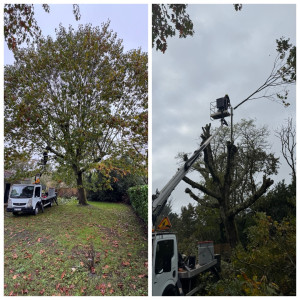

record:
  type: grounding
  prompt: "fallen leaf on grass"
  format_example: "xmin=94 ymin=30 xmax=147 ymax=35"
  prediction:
xmin=138 ymin=274 xmax=147 ymax=278
xmin=117 ymin=283 xmax=124 ymax=290
xmin=96 ymin=283 xmax=106 ymax=296
xmin=12 ymin=253 xmax=18 ymax=259
xmin=130 ymin=284 xmax=136 ymax=290
xmin=21 ymin=289 xmax=28 ymax=295
xmin=102 ymin=264 xmax=109 ymax=270
xmin=14 ymin=282 xmax=20 ymax=288
xmin=39 ymin=288 xmax=45 ymax=295
xmin=122 ymin=261 xmax=130 ymax=267
xmin=61 ymin=271 xmax=66 ymax=279
xmin=24 ymin=252 xmax=32 ymax=259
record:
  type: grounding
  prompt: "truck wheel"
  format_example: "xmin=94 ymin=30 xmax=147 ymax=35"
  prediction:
xmin=163 ymin=285 xmax=178 ymax=296
xmin=33 ymin=206 xmax=39 ymax=215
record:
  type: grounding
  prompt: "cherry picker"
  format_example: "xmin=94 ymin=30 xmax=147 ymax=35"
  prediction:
xmin=152 ymin=95 xmax=231 ymax=296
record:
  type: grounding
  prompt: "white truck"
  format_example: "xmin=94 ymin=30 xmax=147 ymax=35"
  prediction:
xmin=152 ymin=96 xmax=231 ymax=296
xmin=6 ymin=184 xmax=58 ymax=216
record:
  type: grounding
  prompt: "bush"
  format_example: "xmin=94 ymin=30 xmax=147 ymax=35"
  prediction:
xmin=86 ymin=169 xmax=144 ymax=203
xmin=232 ymin=212 xmax=296 ymax=295
xmin=128 ymin=185 xmax=148 ymax=223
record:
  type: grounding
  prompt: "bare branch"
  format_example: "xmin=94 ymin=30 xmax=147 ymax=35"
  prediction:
xmin=185 ymin=187 xmax=220 ymax=209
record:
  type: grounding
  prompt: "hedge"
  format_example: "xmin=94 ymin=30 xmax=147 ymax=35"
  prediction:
xmin=128 ymin=185 xmax=148 ymax=223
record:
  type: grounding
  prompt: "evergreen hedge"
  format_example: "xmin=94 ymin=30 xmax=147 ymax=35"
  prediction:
xmin=128 ymin=185 xmax=148 ymax=223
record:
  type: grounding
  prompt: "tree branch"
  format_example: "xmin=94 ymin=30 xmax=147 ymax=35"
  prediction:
xmin=183 ymin=175 xmax=221 ymax=200
xmin=201 ymin=124 xmax=221 ymax=185
xmin=45 ymin=145 xmax=64 ymax=159
xmin=229 ymin=175 xmax=274 ymax=217
xmin=185 ymin=187 xmax=220 ymax=209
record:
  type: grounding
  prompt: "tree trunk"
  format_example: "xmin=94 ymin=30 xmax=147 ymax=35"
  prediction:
xmin=220 ymin=208 xmax=239 ymax=249
xmin=76 ymin=172 xmax=88 ymax=205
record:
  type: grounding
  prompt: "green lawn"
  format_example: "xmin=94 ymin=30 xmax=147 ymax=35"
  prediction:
xmin=4 ymin=198 xmax=148 ymax=296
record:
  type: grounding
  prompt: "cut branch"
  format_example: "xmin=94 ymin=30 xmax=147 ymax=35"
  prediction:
xmin=229 ymin=175 xmax=274 ymax=217
xmin=183 ymin=176 xmax=221 ymax=200
xmin=185 ymin=188 xmax=220 ymax=209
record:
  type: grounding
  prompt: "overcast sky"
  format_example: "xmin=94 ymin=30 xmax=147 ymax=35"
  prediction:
xmin=4 ymin=4 xmax=148 ymax=65
xmin=152 ymin=4 xmax=296 ymax=214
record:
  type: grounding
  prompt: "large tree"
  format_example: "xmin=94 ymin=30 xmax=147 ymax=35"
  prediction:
xmin=180 ymin=119 xmax=278 ymax=248
xmin=5 ymin=22 xmax=148 ymax=205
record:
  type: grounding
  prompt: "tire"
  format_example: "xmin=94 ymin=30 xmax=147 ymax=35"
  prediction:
xmin=163 ymin=285 xmax=178 ymax=296
xmin=33 ymin=205 xmax=39 ymax=215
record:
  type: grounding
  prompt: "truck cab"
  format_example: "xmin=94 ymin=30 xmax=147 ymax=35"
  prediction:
xmin=7 ymin=184 xmax=43 ymax=215
xmin=152 ymin=232 xmax=179 ymax=296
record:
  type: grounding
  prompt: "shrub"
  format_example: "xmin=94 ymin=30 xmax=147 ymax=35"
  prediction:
xmin=128 ymin=185 xmax=148 ymax=223
xmin=232 ymin=212 xmax=296 ymax=295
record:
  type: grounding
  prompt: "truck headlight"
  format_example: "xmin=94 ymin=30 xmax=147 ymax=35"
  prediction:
xmin=7 ymin=198 xmax=12 ymax=208
xmin=27 ymin=198 xmax=32 ymax=207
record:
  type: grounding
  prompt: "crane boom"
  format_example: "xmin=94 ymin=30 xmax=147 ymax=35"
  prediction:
xmin=152 ymin=124 xmax=223 ymax=224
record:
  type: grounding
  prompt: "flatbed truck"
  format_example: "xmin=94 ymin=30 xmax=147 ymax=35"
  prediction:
xmin=7 ymin=184 xmax=58 ymax=215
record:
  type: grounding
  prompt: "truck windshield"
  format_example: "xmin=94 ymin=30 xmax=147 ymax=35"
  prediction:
xmin=10 ymin=186 xmax=34 ymax=198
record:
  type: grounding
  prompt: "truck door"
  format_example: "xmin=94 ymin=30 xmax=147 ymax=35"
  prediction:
xmin=153 ymin=236 xmax=178 ymax=295
xmin=33 ymin=186 xmax=41 ymax=208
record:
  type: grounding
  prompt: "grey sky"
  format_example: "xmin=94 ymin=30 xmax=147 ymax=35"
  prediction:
xmin=4 ymin=4 xmax=148 ymax=65
xmin=152 ymin=4 xmax=296 ymax=214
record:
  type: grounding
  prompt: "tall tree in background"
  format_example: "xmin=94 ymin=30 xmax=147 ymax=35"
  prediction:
xmin=4 ymin=4 xmax=81 ymax=51
xmin=275 ymin=117 xmax=296 ymax=183
xmin=152 ymin=4 xmax=194 ymax=53
xmin=181 ymin=119 xmax=278 ymax=248
xmin=5 ymin=22 xmax=148 ymax=205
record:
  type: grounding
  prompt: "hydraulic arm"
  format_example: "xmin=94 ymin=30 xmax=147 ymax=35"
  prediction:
xmin=152 ymin=123 xmax=224 ymax=225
